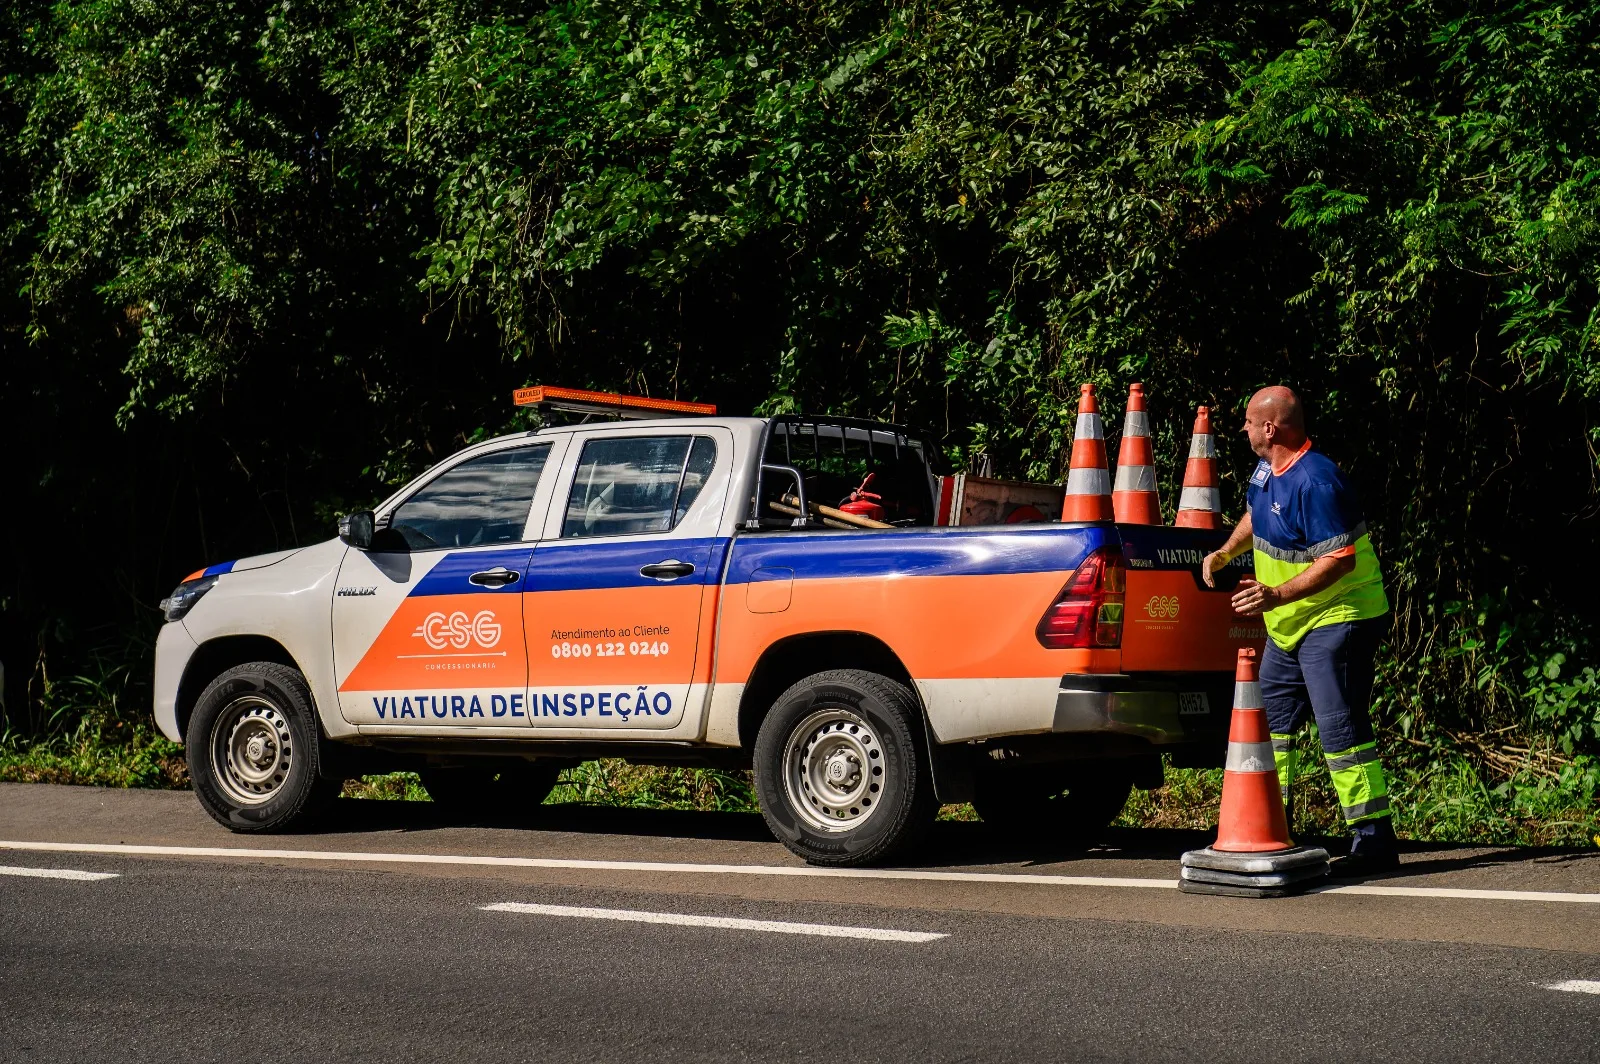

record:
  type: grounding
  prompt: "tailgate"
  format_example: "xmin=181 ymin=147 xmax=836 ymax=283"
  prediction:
xmin=1116 ymin=525 xmax=1264 ymax=672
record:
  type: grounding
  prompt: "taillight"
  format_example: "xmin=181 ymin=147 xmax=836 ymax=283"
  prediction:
xmin=1036 ymin=548 xmax=1125 ymax=649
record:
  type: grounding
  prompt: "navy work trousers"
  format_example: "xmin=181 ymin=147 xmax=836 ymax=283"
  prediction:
xmin=1260 ymin=616 xmax=1394 ymax=854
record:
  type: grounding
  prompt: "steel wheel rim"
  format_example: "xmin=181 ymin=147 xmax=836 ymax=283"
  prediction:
xmin=782 ymin=708 xmax=886 ymax=833
xmin=211 ymin=696 xmax=293 ymax=806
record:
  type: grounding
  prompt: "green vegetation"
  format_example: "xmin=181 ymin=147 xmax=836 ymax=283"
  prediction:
xmin=341 ymin=762 xmax=758 ymax=809
xmin=2 ymin=1 xmax=1597 ymax=844
xmin=0 ymin=663 xmax=186 ymax=788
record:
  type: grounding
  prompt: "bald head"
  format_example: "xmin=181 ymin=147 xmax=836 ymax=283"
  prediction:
xmin=1243 ymin=385 xmax=1307 ymax=459
xmin=1251 ymin=386 xmax=1304 ymax=431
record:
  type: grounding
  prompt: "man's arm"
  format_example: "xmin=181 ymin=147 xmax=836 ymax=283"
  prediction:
xmin=1200 ymin=510 xmax=1252 ymax=589
xmin=1231 ymin=552 xmax=1356 ymax=616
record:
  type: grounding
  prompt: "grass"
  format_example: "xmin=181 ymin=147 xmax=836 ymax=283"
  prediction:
xmin=342 ymin=760 xmax=758 ymax=810
xmin=0 ymin=721 xmax=187 ymax=789
xmin=7 ymin=717 xmax=1597 ymax=849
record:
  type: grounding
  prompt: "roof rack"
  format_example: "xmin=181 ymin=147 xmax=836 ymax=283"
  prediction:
xmin=513 ymin=385 xmax=716 ymax=420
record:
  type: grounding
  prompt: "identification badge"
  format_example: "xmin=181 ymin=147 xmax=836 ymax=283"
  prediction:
xmin=1249 ymin=460 xmax=1270 ymax=487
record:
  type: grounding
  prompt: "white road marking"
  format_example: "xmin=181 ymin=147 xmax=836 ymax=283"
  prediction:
xmin=1318 ymin=884 xmax=1600 ymax=904
xmin=0 ymin=864 xmax=119 ymax=882
xmin=0 ymin=841 xmax=1174 ymax=890
xmin=1543 ymin=980 xmax=1600 ymax=995
xmin=482 ymin=902 xmax=946 ymax=942
xmin=2 ymin=841 xmax=1598 ymax=905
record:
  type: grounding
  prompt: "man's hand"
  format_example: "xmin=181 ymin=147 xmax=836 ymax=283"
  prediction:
xmin=1204 ymin=512 xmax=1253 ymax=589
xmin=1201 ymin=550 xmax=1232 ymax=589
xmin=1231 ymin=577 xmax=1281 ymax=616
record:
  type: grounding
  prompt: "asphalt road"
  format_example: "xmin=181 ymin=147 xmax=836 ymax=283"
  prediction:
xmin=3 ymin=784 xmax=1598 ymax=1063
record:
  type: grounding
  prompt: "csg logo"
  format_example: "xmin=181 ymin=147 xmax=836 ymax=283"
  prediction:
xmin=1144 ymin=595 xmax=1180 ymax=620
xmin=414 ymin=610 xmax=502 ymax=651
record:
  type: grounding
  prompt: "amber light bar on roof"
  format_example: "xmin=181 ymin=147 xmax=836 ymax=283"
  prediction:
xmin=513 ymin=385 xmax=716 ymax=420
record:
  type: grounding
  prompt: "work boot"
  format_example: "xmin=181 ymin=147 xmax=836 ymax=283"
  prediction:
xmin=1331 ymin=817 xmax=1400 ymax=878
xmin=1329 ymin=851 xmax=1401 ymax=878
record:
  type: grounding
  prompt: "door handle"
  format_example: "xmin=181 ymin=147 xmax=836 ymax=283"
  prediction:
xmin=639 ymin=560 xmax=695 ymax=580
xmin=468 ymin=567 xmax=521 ymax=588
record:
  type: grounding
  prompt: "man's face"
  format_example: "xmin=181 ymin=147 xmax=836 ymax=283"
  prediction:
xmin=1242 ymin=399 xmax=1274 ymax=457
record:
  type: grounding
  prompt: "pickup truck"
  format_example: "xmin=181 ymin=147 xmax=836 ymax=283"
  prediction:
xmin=154 ymin=409 xmax=1261 ymax=865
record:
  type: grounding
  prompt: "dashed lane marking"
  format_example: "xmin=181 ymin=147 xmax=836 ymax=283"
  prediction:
xmin=1544 ymin=980 xmax=1600 ymax=995
xmin=2 ymin=842 xmax=1598 ymax=905
xmin=0 ymin=864 xmax=119 ymax=882
xmin=482 ymin=902 xmax=947 ymax=942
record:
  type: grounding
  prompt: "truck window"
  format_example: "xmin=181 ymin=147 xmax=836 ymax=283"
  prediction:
xmin=675 ymin=436 xmax=717 ymax=525
xmin=562 ymin=435 xmax=718 ymax=538
xmin=387 ymin=443 xmax=551 ymax=550
xmin=756 ymin=418 xmax=937 ymax=529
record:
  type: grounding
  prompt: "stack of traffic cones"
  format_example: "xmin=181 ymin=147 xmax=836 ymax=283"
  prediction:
xmin=1112 ymin=383 xmax=1161 ymax=524
xmin=1179 ymin=649 xmax=1330 ymax=897
xmin=1062 ymin=383 xmax=1114 ymax=522
xmin=1175 ymin=405 xmax=1222 ymax=529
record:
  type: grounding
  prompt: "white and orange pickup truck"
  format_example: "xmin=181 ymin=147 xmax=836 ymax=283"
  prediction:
xmin=154 ymin=395 xmax=1260 ymax=865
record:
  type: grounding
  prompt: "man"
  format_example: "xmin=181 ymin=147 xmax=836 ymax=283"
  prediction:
xmin=1201 ymin=386 xmax=1398 ymax=875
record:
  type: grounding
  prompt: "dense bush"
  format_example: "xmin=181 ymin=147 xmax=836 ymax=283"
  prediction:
xmin=1 ymin=1 xmax=1596 ymax=790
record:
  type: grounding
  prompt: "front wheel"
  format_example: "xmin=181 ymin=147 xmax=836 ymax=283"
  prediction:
xmin=753 ymin=669 xmax=936 ymax=867
xmin=187 ymin=662 xmax=339 ymax=833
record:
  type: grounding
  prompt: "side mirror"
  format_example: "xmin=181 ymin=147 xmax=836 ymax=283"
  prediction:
xmin=338 ymin=510 xmax=375 ymax=550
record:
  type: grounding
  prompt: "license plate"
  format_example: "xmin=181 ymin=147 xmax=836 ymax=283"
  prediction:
xmin=1178 ymin=692 xmax=1210 ymax=716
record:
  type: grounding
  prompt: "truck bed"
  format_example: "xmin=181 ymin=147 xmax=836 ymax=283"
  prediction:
xmin=714 ymin=521 xmax=1253 ymax=750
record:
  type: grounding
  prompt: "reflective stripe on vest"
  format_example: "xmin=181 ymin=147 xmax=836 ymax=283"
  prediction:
xmin=1253 ymin=532 xmax=1389 ymax=650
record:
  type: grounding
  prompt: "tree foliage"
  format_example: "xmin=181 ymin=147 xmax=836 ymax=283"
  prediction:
xmin=2 ymin=0 xmax=1597 ymax=751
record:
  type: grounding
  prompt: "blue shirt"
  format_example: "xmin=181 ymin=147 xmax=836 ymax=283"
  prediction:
xmin=1246 ymin=441 xmax=1367 ymax=560
xmin=1246 ymin=440 xmax=1388 ymax=648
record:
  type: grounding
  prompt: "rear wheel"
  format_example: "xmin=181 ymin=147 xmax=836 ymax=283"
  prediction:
xmin=974 ymin=761 xmax=1135 ymax=842
xmin=187 ymin=662 xmax=340 ymax=833
xmin=754 ymin=669 xmax=936 ymax=867
xmin=419 ymin=761 xmax=562 ymax=814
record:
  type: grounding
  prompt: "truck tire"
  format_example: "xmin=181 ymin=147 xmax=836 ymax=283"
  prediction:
xmin=419 ymin=761 xmax=562 ymax=814
xmin=186 ymin=662 xmax=340 ymax=833
xmin=974 ymin=761 xmax=1135 ymax=842
xmin=754 ymin=669 xmax=936 ymax=867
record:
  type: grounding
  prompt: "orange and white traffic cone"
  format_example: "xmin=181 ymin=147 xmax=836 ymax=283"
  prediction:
xmin=1213 ymin=648 xmax=1292 ymax=852
xmin=1112 ymin=383 xmax=1161 ymax=525
xmin=1179 ymin=649 xmax=1330 ymax=897
xmin=1174 ymin=405 xmax=1222 ymax=529
xmin=1063 ymin=383 xmax=1114 ymax=522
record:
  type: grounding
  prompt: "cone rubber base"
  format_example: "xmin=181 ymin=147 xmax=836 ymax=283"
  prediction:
xmin=1182 ymin=845 xmax=1330 ymax=874
xmin=1177 ymin=845 xmax=1330 ymax=898
xmin=1178 ymin=878 xmax=1299 ymax=899
xmin=1180 ymin=864 xmax=1329 ymax=889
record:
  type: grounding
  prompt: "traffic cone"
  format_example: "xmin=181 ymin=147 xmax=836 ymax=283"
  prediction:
xmin=1213 ymin=648 xmax=1292 ymax=852
xmin=1175 ymin=405 xmax=1222 ymax=529
xmin=1178 ymin=649 xmax=1330 ymax=897
xmin=1063 ymin=383 xmax=1114 ymax=522
xmin=1112 ymin=382 xmax=1161 ymax=524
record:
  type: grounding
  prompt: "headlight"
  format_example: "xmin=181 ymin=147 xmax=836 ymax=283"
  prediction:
xmin=160 ymin=574 xmax=219 ymax=622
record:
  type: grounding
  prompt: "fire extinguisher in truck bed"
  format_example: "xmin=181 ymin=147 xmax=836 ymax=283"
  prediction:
xmin=838 ymin=473 xmax=887 ymax=524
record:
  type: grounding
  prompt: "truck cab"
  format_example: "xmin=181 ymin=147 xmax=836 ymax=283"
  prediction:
xmin=155 ymin=393 xmax=1255 ymax=865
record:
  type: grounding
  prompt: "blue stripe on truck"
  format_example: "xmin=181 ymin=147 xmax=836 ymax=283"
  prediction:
xmin=407 ymin=540 xmax=726 ymax=597
xmin=525 ymin=538 xmax=724 ymax=592
xmin=724 ymin=526 xmax=1105 ymax=584
xmin=408 ymin=526 xmax=1106 ymax=597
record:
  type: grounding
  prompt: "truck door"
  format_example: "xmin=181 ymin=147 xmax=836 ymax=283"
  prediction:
xmin=522 ymin=427 xmax=732 ymax=732
xmin=333 ymin=439 xmax=561 ymax=728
